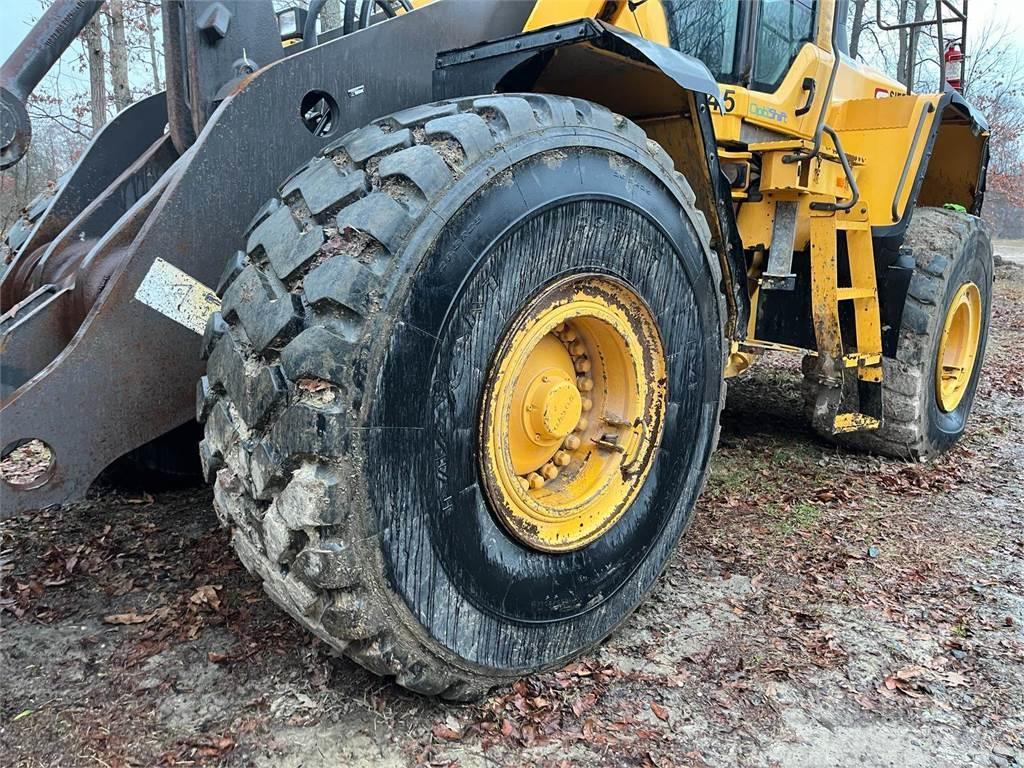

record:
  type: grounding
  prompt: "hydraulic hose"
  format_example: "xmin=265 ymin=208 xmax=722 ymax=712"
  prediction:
xmin=303 ymin=0 xmax=411 ymax=49
xmin=303 ymin=0 xmax=329 ymax=48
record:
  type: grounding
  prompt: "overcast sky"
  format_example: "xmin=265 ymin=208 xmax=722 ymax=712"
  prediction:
xmin=1 ymin=0 xmax=1021 ymax=76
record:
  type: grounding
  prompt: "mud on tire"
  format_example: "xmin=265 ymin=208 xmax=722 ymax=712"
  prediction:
xmin=198 ymin=94 xmax=724 ymax=698
xmin=803 ymin=207 xmax=993 ymax=460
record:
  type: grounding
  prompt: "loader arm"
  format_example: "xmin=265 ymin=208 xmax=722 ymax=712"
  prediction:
xmin=0 ymin=0 xmax=104 ymax=169
xmin=1 ymin=0 xmax=539 ymax=515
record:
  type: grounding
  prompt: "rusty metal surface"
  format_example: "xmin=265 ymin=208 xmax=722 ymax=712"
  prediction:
xmin=1 ymin=94 xmax=169 ymax=298
xmin=0 ymin=286 xmax=74 ymax=400
xmin=0 ymin=0 xmax=534 ymax=517
xmin=4 ymin=134 xmax=177 ymax=310
xmin=0 ymin=135 xmax=178 ymax=403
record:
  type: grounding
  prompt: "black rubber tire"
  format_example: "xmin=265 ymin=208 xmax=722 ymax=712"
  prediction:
xmin=803 ymin=207 xmax=993 ymax=460
xmin=198 ymin=94 xmax=725 ymax=699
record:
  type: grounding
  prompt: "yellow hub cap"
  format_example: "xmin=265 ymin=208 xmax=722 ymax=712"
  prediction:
xmin=479 ymin=275 xmax=667 ymax=553
xmin=936 ymin=282 xmax=982 ymax=413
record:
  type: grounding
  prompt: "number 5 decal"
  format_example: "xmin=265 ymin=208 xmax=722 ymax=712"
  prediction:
xmin=709 ymin=89 xmax=737 ymax=114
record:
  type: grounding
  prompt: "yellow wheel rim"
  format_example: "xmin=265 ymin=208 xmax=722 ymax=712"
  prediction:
xmin=479 ymin=275 xmax=667 ymax=553
xmin=935 ymin=282 xmax=982 ymax=413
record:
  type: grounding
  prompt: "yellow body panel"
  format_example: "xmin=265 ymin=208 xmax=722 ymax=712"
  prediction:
xmin=414 ymin=0 xmax=982 ymax=431
xmin=524 ymin=0 xmax=669 ymax=41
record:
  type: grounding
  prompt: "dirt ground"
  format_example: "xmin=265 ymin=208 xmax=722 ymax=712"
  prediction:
xmin=2 ymin=259 xmax=1022 ymax=768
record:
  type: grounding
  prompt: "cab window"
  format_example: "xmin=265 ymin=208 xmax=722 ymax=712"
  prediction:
xmin=664 ymin=0 xmax=744 ymax=84
xmin=751 ymin=0 xmax=816 ymax=90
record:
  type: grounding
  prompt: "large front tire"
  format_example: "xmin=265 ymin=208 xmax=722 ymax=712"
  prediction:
xmin=199 ymin=95 xmax=724 ymax=698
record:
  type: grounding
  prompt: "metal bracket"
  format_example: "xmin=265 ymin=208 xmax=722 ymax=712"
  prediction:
xmin=760 ymin=200 xmax=799 ymax=291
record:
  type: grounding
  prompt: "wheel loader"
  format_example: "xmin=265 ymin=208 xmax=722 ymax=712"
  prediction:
xmin=0 ymin=0 xmax=990 ymax=698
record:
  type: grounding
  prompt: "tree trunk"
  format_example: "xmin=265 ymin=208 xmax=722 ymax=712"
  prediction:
xmin=849 ymin=0 xmax=868 ymax=59
xmin=107 ymin=0 xmax=132 ymax=112
xmin=906 ymin=0 xmax=930 ymax=90
xmin=896 ymin=0 xmax=911 ymax=87
xmin=82 ymin=15 xmax=108 ymax=133
xmin=144 ymin=2 xmax=162 ymax=93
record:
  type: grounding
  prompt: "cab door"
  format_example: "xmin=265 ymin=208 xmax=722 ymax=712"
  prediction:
xmin=662 ymin=0 xmax=834 ymax=144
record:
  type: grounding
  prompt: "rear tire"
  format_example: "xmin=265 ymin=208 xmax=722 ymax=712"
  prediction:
xmin=803 ymin=207 xmax=993 ymax=460
xmin=198 ymin=95 xmax=724 ymax=698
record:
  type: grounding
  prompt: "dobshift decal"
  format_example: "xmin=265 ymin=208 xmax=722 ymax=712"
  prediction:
xmin=750 ymin=102 xmax=788 ymax=123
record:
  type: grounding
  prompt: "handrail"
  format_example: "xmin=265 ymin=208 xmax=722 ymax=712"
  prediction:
xmin=890 ymin=101 xmax=937 ymax=222
xmin=874 ymin=0 xmax=969 ymax=93
xmin=810 ymin=126 xmax=860 ymax=213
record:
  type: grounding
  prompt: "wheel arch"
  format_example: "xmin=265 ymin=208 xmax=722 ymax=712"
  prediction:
xmin=868 ymin=92 xmax=989 ymax=358
xmin=916 ymin=94 xmax=990 ymax=216
xmin=875 ymin=90 xmax=989 ymax=243
xmin=434 ymin=19 xmax=749 ymax=339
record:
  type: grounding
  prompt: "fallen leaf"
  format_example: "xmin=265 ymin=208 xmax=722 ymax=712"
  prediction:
xmin=103 ymin=611 xmax=156 ymax=625
xmin=190 ymin=584 xmax=222 ymax=610
xmin=432 ymin=724 xmax=461 ymax=741
xmin=650 ymin=702 xmax=670 ymax=722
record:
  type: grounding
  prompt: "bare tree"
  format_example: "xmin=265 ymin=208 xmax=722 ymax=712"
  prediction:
xmin=107 ymin=0 xmax=132 ymax=112
xmin=142 ymin=1 xmax=163 ymax=92
xmin=849 ymin=0 xmax=868 ymax=59
xmin=81 ymin=14 xmax=108 ymax=132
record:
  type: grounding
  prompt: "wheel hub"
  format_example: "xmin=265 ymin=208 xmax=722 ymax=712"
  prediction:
xmin=936 ymin=281 xmax=982 ymax=413
xmin=479 ymin=274 xmax=667 ymax=553
xmin=524 ymin=370 xmax=581 ymax=444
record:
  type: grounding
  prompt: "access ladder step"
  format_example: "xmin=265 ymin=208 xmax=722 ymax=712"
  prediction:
xmin=833 ymin=413 xmax=881 ymax=433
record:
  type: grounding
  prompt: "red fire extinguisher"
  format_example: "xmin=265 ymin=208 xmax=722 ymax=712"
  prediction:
xmin=944 ymin=39 xmax=964 ymax=92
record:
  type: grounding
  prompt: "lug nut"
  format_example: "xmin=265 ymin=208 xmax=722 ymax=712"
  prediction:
xmin=569 ymin=341 xmax=586 ymax=356
xmin=554 ymin=451 xmax=571 ymax=467
xmin=575 ymin=417 xmax=589 ymax=432
xmin=574 ymin=357 xmax=591 ymax=373
xmin=562 ymin=327 xmax=577 ymax=342
xmin=577 ymin=377 xmax=594 ymax=392
xmin=518 ymin=476 xmax=531 ymax=491
xmin=553 ymin=323 xmax=566 ymax=334
xmin=563 ymin=435 xmax=581 ymax=451
xmin=527 ymin=472 xmax=544 ymax=490
xmin=581 ymin=397 xmax=593 ymax=412
xmin=541 ymin=463 xmax=559 ymax=480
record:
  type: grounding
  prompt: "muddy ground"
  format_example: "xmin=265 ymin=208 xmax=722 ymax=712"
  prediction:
xmin=2 ymin=258 xmax=1022 ymax=768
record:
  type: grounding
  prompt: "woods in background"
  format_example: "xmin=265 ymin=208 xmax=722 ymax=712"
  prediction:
xmin=1 ymin=0 xmax=1022 ymax=242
